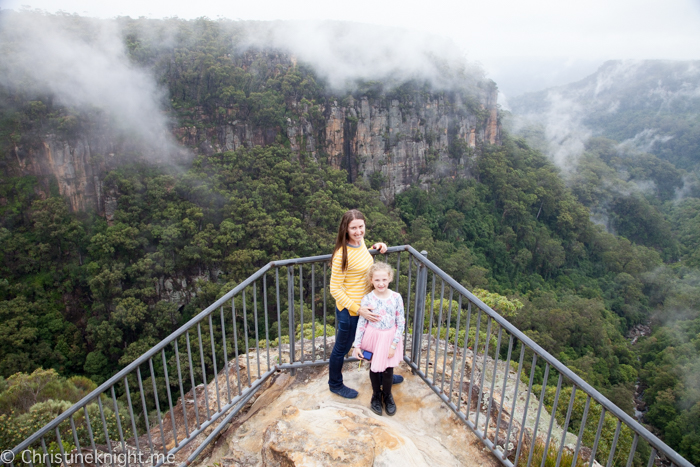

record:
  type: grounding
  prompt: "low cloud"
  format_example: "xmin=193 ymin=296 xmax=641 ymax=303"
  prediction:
xmin=618 ymin=129 xmax=674 ymax=154
xmin=540 ymin=92 xmax=592 ymax=170
xmin=508 ymin=90 xmax=592 ymax=172
xmin=0 ymin=10 xmax=184 ymax=159
xmin=238 ymin=20 xmax=486 ymax=92
xmin=0 ymin=12 xmax=489 ymax=160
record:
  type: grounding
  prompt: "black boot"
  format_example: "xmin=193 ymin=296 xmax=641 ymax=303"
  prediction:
xmin=383 ymin=393 xmax=396 ymax=416
xmin=370 ymin=393 xmax=383 ymax=415
xmin=382 ymin=368 xmax=396 ymax=416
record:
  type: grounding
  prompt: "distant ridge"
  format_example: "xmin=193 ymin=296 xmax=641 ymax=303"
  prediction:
xmin=509 ymin=60 xmax=700 ymax=170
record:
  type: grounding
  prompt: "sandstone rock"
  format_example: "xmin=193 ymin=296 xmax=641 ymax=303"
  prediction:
xmin=198 ymin=361 xmax=501 ymax=467
xmin=259 ymin=401 xmax=481 ymax=467
xmin=99 ymin=334 xmax=595 ymax=467
xmin=261 ymin=407 xmax=376 ymax=466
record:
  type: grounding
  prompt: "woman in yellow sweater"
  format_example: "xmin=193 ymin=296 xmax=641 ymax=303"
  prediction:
xmin=328 ymin=209 xmax=402 ymax=398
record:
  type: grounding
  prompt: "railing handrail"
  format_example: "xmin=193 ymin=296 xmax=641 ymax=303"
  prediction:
xmin=405 ymin=245 xmax=692 ymax=467
xmin=7 ymin=245 xmax=693 ymax=467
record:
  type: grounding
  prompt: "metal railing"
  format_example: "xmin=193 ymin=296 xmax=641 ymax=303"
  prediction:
xmin=2 ymin=246 xmax=693 ymax=467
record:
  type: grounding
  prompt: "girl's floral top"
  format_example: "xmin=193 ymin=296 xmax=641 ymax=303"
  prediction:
xmin=353 ymin=290 xmax=405 ymax=347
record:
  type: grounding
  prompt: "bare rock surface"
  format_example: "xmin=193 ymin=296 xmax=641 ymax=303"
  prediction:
xmin=134 ymin=337 xmax=587 ymax=467
xmin=199 ymin=362 xmax=501 ymax=467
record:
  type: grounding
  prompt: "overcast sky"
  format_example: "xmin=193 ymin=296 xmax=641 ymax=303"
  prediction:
xmin=2 ymin=0 xmax=699 ymax=97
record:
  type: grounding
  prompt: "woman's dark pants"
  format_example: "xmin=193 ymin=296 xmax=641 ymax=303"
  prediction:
xmin=328 ymin=308 xmax=359 ymax=390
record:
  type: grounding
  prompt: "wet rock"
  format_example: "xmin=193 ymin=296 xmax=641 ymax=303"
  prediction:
xmin=627 ymin=323 xmax=651 ymax=345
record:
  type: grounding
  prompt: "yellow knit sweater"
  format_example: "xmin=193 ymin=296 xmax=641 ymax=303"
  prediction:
xmin=330 ymin=243 xmax=374 ymax=315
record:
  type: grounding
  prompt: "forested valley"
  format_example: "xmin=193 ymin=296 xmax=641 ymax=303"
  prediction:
xmin=0 ymin=13 xmax=698 ymax=464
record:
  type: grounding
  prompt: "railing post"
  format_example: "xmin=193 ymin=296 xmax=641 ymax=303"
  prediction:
xmin=287 ymin=266 xmax=296 ymax=375
xmin=411 ymin=250 xmax=428 ymax=372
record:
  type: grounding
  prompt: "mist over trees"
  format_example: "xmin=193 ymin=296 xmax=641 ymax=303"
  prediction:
xmin=0 ymin=13 xmax=698 ymax=464
xmin=508 ymin=60 xmax=700 ymax=463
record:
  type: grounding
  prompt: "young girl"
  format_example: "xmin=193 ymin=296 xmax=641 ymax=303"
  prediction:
xmin=352 ymin=262 xmax=405 ymax=416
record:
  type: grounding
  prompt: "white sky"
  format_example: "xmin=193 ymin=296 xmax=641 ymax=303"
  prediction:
xmin=2 ymin=0 xmax=700 ymax=96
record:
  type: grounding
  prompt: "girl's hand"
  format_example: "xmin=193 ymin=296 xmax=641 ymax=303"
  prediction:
xmin=388 ymin=346 xmax=396 ymax=359
xmin=371 ymin=242 xmax=388 ymax=254
xmin=359 ymin=306 xmax=380 ymax=322
xmin=352 ymin=347 xmax=363 ymax=359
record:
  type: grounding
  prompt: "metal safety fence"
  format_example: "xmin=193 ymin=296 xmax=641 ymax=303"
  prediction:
xmin=1 ymin=246 xmax=693 ymax=467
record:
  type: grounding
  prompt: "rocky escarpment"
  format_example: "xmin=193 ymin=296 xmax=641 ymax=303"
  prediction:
xmin=10 ymin=132 xmax=122 ymax=218
xmin=175 ymin=59 xmax=500 ymax=204
xmin=12 ymin=134 xmax=103 ymax=213
xmin=5 ymin=50 xmax=500 ymax=213
xmin=322 ymin=91 xmax=499 ymax=202
xmin=8 ymin=128 xmax=189 ymax=219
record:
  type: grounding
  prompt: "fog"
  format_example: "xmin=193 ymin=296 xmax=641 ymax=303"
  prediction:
xmin=1 ymin=9 xmax=697 ymax=182
xmin=6 ymin=0 xmax=700 ymax=101
xmin=508 ymin=60 xmax=700 ymax=172
xmin=0 ymin=11 xmax=491 ymax=162
xmin=0 ymin=10 xmax=184 ymax=159
xmin=486 ymin=57 xmax=604 ymax=103
xmin=238 ymin=20 xmax=485 ymax=92
xmin=508 ymin=90 xmax=592 ymax=171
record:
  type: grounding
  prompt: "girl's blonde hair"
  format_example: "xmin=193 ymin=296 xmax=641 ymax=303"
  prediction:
xmin=367 ymin=262 xmax=394 ymax=286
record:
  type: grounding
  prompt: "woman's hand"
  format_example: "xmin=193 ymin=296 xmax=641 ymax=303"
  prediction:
xmin=352 ymin=347 xmax=363 ymax=359
xmin=388 ymin=346 xmax=396 ymax=359
xmin=358 ymin=306 xmax=380 ymax=322
xmin=371 ymin=242 xmax=388 ymax=254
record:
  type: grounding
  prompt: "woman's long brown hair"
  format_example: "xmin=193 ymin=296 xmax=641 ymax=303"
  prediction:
xmin=332 ymin=209 xmax=366 ymax=272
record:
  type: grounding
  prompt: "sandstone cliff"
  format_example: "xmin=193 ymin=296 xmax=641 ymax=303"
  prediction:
xmin=5 ymin=51 xmax=500 ymax=213
xmin=170 ymin=52 xmax=500 ymax=204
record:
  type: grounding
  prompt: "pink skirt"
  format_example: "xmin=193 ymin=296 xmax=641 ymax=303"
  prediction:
xmin=360 ymin=325 xmax=403 ymax=372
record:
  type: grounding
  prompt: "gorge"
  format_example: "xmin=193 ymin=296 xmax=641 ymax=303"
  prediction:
xmin=1 ymin=12 xmax=699 ymax=467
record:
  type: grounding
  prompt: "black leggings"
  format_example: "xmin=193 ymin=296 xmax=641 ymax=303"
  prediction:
xmin=369 ymin=367 xmax=394 ymax=397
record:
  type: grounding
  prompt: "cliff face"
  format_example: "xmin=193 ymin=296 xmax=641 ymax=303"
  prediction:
xmin=6 ymin=52 xmax=500 ymax=212
xmin=8 ymin=129 xmax=155 ymax=219
xmin=319 ymin=92 xmax=499 ymax=202
xmin=174 ymin=78 xmax=500 ymax=205
xmin=11 ymin=134 xmax=107 ymax=214
xmin=198 ymin=94 xmax=500 ymax=202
